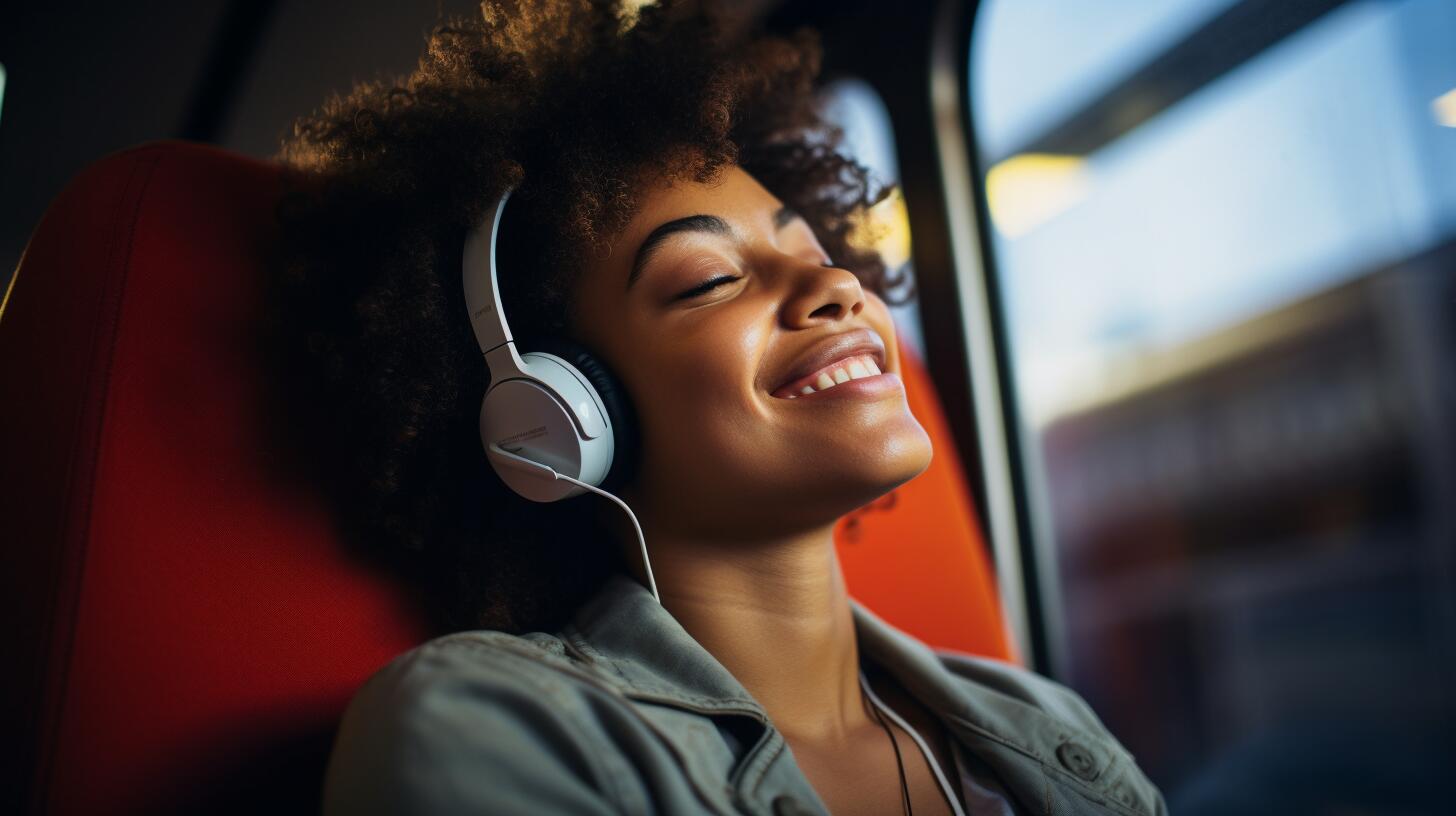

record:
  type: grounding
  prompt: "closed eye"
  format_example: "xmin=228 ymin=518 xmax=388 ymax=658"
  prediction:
xmin=675 ymin=274 xmax=741 ymax=300
xmin=674 ymin=259 xmax=835 ymax=300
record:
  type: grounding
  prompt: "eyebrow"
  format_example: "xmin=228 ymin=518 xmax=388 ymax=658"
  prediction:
xmin=626 ymin=204 xmax=805 ymax=291
xmin=773 ymin=204 xmax=805 ymax=230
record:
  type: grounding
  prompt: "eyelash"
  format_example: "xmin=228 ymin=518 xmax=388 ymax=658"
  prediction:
xmin=675 ymin=261 xmax=836 ymax=301
xmin=675 ymin=275 xmax=740 ymax=300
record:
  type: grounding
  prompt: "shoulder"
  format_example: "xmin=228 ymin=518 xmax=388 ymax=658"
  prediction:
xmin=323 ymin=630 xmax=629 ymax=815
xmin=932 ymin=650 xmax=1169 ymax=816
xmin=935 ymin=650 xmax=1112 ymax=737
xmin=345 ymin=628 xmax=592 ymax=712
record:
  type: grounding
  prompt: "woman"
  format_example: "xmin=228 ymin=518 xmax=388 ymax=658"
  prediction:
xmin=265 ymin=1 xmax=1168 ymax=813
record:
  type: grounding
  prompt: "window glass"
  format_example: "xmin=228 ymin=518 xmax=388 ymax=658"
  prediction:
xmin=972 ymin=1 xmax=1456 ymax=810
xmin=818 ymin=78 xmax=925 ymax=363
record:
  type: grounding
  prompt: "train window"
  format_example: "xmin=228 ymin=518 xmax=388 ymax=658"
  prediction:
xmin=818 ymin=77 xmax=924 ymax=362
xmin=971 ymin=0 xmax=1455 ymax=811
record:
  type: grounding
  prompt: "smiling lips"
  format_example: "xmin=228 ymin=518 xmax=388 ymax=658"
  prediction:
xmin=771 ymin=354 xmax=885 ymax=398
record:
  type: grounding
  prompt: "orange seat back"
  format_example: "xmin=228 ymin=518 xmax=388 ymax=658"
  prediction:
xmin=834 ymin=341 xmax=1015 ymax=660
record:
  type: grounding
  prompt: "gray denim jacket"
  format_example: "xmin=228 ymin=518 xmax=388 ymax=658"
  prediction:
xmin=323 ymin=573 xmax=1168 ymax=815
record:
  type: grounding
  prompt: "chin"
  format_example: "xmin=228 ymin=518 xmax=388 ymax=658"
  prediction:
xmin=879 ymin=438 xmax=935 ymax=495
xmin=832 ymin=428 xmax=934 ymax=513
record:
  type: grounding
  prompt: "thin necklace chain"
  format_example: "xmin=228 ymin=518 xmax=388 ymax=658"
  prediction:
xmin=860 ymin=670 xmax=970 ymax=816
xmin=860 ymin=670 xmax=912 ymax=816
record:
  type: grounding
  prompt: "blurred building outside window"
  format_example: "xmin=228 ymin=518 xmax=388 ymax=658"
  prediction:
xmin=971 ymin=0 xmax=1455 ymax=812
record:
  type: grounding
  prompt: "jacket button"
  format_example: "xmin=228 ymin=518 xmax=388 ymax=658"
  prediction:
xmin=1056 ymin=741 xmax=1101 ymax=781
xmin=1110 ymin=779 xmax=1135 ymax=806
xmin=772 ymin=794 xmax=815 ymax=816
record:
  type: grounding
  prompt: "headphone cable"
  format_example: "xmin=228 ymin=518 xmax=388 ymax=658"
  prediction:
xmin=531 ymin=456 xmax=660 ymax=604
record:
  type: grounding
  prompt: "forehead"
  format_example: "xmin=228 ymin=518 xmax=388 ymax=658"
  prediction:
xmin=570 ymin=165 xmax=789 ymax=332
xmin=624 ymin=166 xmax=782 ymax=238
xmin=572 ymin=165 xmax=791 ymax=319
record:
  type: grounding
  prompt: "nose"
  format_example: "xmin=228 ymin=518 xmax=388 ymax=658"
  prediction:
xmin=782 ymin=259 xmax=866 ymax=327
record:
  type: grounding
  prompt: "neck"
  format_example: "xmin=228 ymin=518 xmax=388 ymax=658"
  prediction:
xmin=609 ymin=507 xmax=873 ymax=743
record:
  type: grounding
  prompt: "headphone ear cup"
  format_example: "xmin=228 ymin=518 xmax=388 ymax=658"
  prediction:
xmin=480 ymin=378 xmax=586 ymax=503
xmin=527 ymin=337 xmax=640 ymax=493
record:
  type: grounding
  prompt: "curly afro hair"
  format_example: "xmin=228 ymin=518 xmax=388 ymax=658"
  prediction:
xmin=262 ymin=0 xmax=909 ymax=636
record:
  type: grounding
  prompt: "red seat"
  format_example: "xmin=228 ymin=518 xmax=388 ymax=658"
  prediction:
xmin=0 ymin=140 xmax=1012 ymax=815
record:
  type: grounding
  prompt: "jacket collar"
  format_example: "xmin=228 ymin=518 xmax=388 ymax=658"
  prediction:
xmin=559 ymin=572 xmax=1145 ymax=816
xmin=562 ymin=571 xmax=1118 ymax=765
xmin=562 ymin=572 xmax=763 ymax=712
xmin=561 ymin=571 xmax=982 ymax=721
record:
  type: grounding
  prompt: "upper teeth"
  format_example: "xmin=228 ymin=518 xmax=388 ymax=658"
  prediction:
xmin=786 ymin=355 xmax=882 ymax=398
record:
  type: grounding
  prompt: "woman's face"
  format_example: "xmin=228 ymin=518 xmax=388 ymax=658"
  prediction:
xmin=571 ymin=165 xmax=932 ymax=541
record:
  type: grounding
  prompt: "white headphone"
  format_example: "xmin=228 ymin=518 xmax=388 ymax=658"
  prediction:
xmin=462 ymin=186 xmax=659 ymax=602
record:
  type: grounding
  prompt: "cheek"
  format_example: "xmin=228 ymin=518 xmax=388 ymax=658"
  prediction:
xmin=660 ymin=312 xmax=766 ymax=403
xmin=865 ymin=292 xmax=897 ymax=341
xmin=627 ymin=317 xmax=773 ymax=464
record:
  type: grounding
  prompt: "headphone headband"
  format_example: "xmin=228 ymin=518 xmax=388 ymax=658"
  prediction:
xmin=463 ymin=186 xmax=514 ymax=357
xmin=461 ymin=183 xmax=658 ymax=601
xmin=464 ymin=187 xmax=605 ymax=442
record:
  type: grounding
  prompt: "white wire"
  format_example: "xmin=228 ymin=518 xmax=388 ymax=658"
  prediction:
xmin=552 ymin=470 xmax=660 ymax=605
xmin=859 ymin=669 xmax=967 ymax=816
